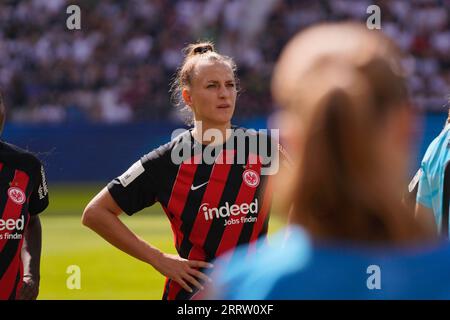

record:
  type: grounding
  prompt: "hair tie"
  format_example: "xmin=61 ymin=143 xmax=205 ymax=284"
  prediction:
xmin=194 ymin=45 xmax=212 ymax=54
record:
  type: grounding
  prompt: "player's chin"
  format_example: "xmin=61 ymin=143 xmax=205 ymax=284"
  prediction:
xmin=213 ymin=109 xmax=234 ymax=123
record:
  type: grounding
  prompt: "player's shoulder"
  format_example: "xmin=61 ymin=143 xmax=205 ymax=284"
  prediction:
xmin=231 ymin=126 xmax=278 ymax=149
xmin=0 ymin=140 xmax=42 ymax=171
xmin=232 ymin=125 xmax=270 ymax=138
xmin=115 ymin=132 xmax=191 ymax=189
xmin=141 ymin=130 xmax=191 ymax=165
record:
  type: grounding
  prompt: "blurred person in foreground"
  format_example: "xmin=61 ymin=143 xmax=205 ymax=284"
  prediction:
xmin=0 ymin=92 xmax=49 ymax=300
xmin=206 ymin=22 xmax=450 ymax=299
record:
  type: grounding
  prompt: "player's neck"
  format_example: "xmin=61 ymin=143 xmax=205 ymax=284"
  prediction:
xmin=192 ymin=121 xmax=232 ymax=146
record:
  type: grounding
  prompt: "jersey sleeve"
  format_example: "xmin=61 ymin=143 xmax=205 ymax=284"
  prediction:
xmin=416 ymin=165 xmax=433 ymax=209
xmin=28 ymin=163 xmax=50 ymax=215
xmin=107 ymin=154 xmax=159 ymax=216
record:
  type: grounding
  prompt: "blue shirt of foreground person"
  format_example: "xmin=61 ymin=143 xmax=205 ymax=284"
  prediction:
xmin=209 ymin=226 xmax=450 ymax=299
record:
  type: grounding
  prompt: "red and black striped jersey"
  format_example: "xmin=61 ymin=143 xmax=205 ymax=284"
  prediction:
xmin=108 ymin=127 xmax=283 ymax=300
xmin=0 ymin=141 xmax=49 ymax=300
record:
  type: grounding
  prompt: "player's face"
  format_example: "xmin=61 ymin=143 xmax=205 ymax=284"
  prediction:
xmin=184 ymin=61 xmax=237 ymax=127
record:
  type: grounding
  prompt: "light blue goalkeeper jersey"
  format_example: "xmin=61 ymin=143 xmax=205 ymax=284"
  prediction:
xmin=416 ymin=124 xmax=450 ymax=233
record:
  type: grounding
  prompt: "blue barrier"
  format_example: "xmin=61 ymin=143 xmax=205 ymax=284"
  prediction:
xmin=2 ymin=113 xmax=447 ymax=182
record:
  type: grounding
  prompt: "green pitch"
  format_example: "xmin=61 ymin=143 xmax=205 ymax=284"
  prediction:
xmin=38 ymin=184 xmax=284 ymax=300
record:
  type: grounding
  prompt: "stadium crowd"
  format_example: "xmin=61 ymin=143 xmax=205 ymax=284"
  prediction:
xmin=0 ymin=0 xmax=449 ymax=124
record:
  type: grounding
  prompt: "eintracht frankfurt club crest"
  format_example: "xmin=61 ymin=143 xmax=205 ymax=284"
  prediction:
xmin=8 ymin=187 xmax=26 ymax=205
xmin=242 ymin=169 xmax=260 ymax=188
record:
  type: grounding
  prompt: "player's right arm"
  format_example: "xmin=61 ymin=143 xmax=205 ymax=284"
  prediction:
xmin=82 ymin=188 xmax=212 ymax=293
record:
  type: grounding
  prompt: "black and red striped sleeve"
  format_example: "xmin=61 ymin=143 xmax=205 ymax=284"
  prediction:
xmin=28 ymin=161 xmax=49 ymax=216
xmin=107 ymin=151 xmax=162 ymax=216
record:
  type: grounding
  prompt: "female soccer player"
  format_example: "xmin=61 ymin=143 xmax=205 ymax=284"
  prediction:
xmin=208 ymin=23 xmax=450 ymax=299
xmin=82 ymin=42 xmax=282 ymax=300
xmin=0 ymin=91 xmax=49 ymax=300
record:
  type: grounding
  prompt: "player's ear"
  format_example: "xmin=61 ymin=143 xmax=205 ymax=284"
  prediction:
xmin=182 ymin=88 xmax=193 ymax=107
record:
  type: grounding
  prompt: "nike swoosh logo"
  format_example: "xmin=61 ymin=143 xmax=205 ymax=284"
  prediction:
xmin=191 ymin=181 xmax=209 ymax=191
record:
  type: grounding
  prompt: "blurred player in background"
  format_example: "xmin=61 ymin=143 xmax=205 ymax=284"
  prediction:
xmin=414 ymin=106 xmax=450 ymax=236
xmin=207 ymin=23 xmax=450 ymax=299
xmin=82 ymin=42 xmax=285 ymax=300
xmin=0 ymin=91 xmax=49 ymax=300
